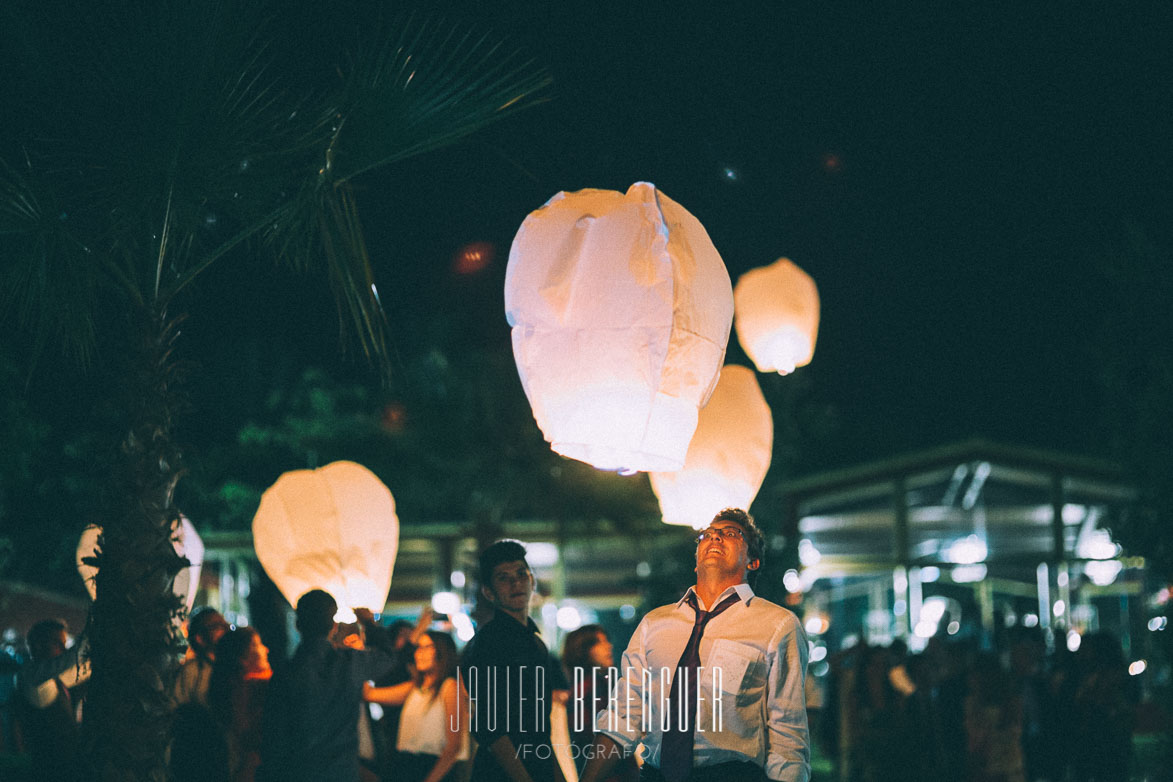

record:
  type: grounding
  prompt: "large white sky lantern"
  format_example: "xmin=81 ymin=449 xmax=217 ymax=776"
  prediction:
xmin=505 ymin=182 xmax=734 ymax=472
xmin=252 ymin=461 xmax=399 ymax=622
xmin=734 ymin=257 xmax=820 ymax=374
xmin=77 ymin=515 xmax=204 ymax=612
xmin=650 ymin=364 xmax=773 ymax=528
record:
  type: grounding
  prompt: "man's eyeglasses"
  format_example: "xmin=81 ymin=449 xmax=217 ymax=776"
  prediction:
xmin=695 ymin=526 xmax=745 ymax=544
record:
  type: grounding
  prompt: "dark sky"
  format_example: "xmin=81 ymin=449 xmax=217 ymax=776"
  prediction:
xmin=186 ymin=2 xmax=1173 ymax=472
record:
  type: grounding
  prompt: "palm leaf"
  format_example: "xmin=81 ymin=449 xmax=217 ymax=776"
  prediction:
xmin=326 ymin=15 xmax=553 ymax=183
xmin=1 ymin=0 xmax=551 ymax=374
xmin=0 ymin=158 xmax=100 ymax=365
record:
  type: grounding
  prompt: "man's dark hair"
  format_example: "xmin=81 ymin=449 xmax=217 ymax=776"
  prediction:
xmin=712 ymin=507 xmax=765 ymax=564
xmin=477 ymin=539 xmax=530 ymax=588
xmin=295 ymin=589 xmax=338 ymax=638
xmin=187 ymin=606 xmax=227 ymax=657
xmin=26 ymin=619 xmax=67 ymax=661
xmin=387 ymin=619 xmax=414 ymax=649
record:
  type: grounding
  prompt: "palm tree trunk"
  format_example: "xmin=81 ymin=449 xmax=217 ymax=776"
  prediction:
xmin=82 ymin=306 xmax=188 ymax=781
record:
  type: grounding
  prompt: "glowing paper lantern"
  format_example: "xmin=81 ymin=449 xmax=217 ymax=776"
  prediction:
xmin=505 ymin=182 xmax=734 ymax=472
xmin=77 ymin=515 xmax=204 ymax=611
xmin=649 ymin=365 xmax=773 ymax=528
xmin=252 ymin=461 xmax=398 ymax=622
xmin=733 ymin=257 xmax=820 ymax=374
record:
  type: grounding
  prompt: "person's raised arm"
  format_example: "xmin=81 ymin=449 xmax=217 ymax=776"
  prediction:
xmin=18 ymin=638 xmax=90 ymax=708
xmin=408 ymin=604 xmax=432 ymax=645
xmin=362 ymin=679 xmax=413 ymax=707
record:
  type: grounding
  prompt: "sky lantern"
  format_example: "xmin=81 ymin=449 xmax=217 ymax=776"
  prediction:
xmin=733 ymin=257 xmax=820 ymax=374
xmin=505 ymin=182 xmax=734 ymax=472
xmin=649 ymin=364 xmax=773 ymax=528
xmin=77 ymin=515 xmax=204 ymax=612
xmin=252 ymin=460 xmax=398 ymax=622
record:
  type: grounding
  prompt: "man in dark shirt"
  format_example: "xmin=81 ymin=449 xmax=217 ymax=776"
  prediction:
xmin=258 ymin=589 xmax=396 ymax=782
xmin=460 ymin=540 xmax=565 ymax=782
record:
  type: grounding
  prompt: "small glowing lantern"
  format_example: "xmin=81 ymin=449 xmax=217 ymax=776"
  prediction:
xmin=733 ymin=257 xmax=820 ymax=374
xmin=505 ymin=182 xmax=734 ymax=472
xmin=77 ymin=515 xmax=204 ymax=611
xmin=649 ymin=365 xmax=772 ymax=527
xmin=252 ymin=461 xmax=399 ymax=622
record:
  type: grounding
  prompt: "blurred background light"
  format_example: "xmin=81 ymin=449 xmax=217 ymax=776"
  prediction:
xmin=431 ymin=591 xmax=461 ymax=615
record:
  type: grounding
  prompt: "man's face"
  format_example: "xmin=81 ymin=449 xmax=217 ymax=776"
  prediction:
xmin=695 ymin=521 xmax=759 ymax=577
xmin=484 ymin=560 xmax=534 ymax=615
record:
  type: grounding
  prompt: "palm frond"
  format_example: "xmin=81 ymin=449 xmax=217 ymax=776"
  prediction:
xmin=0 ymin=158 xmax=101 ymax=365
xmin=2 ymin=0 xmax=551 ymax=378
xmin=326 ymin=15 xmax=553 ymax=183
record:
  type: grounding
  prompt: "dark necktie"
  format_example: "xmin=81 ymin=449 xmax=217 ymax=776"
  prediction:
xmin=660 ymin=590 xmax=742 ymax=782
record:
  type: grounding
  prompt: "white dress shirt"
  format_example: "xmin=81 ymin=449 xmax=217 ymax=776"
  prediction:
xmin=594 ymin=583 xmax=810 ymax=782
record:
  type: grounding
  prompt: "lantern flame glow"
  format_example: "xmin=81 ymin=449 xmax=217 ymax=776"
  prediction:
xmin=733 ymin=257 xmax=820 ymax=375
xmin=650 ymin=365 xmax=773 ymax=528
xmin=252 ymin=461 xmax=399 ymax=622
xmin=505 ymin=182 xmax=733 ymax=472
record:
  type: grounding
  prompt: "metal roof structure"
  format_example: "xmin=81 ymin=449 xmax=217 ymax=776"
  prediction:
xmin=781 ymin=439 xmax=1143 ymax=647
xmin=785 ymin=438 xmax=1135 ymax=580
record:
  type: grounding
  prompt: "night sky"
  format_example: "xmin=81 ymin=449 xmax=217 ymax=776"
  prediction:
xmin=20 ymin=2 xmax=1173 ymax=477
xmin=198 ymin=2 xmax=1172 ymax=472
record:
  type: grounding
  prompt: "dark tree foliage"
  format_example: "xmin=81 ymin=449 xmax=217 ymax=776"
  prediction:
xmin=1093 ymin=220 xmax=1173 ymax=764
xmin=0 ymin=0 xmax=549 ymax=777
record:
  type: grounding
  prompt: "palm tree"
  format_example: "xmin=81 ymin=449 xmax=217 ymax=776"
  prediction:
xmin=0 ymin=1 xmax=548 ymax=777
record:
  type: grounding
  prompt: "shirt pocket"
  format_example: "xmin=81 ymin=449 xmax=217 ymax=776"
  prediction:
xmin=707 ymin=639 xmax=765 ymax=697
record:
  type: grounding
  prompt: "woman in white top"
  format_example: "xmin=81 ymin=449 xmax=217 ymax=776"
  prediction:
xmin=364 ymin=630 xmax=467 ymax=782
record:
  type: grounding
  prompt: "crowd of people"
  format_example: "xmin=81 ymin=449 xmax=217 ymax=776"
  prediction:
xmin=815 ymin=627 xmax=1138 ymax=782
xmin=1 ymin=508 xmax=845 ymax=781
xmin=3 ymin=520 xmax=1150 ymax=782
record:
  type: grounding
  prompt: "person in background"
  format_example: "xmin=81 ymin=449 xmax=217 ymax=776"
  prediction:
xmin=562 ymin=624 xmax=637 ymax=782
xmin=257 ymin=590 xmax=397 ymax=782
xmin=1068 ymin=632 xmax=1134 ymax=782
xmin=15 ymin=619 xmax=90 ymax=781
xmin=1006 ymin=625 xmax=1060 ymax=782
xmin=460 ymin=539 xmax=565 ymax=782
xmin=0 ymin=630 xmax=23 ymax=754
xmin=355 ymin=609 xmax=431 ymax=781
xmin=364 ymin=629 xmax=468 ymax=782
xmin=964 ymin=653 xmax=1025 ymax=782
xmin=173 ymin=606 xmax=230 ymax=707
xmin=209 ymin=626 xmax=273 ymax=782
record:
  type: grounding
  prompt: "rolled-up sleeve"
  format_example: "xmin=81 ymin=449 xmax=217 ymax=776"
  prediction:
xmin=764 ymin=617 xmax=810 ymax=782
xmin=593 ymin=618 xmax=648 ymax=751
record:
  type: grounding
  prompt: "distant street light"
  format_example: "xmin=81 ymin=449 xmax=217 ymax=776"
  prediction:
xmin=505 ymin=182 xmax=733 ymax=472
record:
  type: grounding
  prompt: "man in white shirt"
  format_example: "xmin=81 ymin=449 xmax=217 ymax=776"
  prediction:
xmin=581 ymin=508 xmax=809 ymax=782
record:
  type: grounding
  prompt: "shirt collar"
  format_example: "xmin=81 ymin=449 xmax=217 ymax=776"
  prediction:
xmin=677 ymin=582 xmax=755 ymax=611
xmin=493 ymin=608 xmax=541 ymax=635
